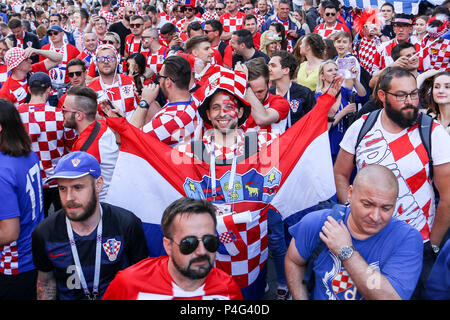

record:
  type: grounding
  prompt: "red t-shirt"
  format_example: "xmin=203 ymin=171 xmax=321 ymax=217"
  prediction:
xmin=102 ymin=256 xmax=243 ymax=300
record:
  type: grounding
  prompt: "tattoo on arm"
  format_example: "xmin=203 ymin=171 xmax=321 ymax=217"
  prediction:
xmin=37 ymin=271 xmax=57 ymax=300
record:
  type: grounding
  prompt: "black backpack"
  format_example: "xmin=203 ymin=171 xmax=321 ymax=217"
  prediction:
xmin=355 ymin=110 xmax=434 ymax=179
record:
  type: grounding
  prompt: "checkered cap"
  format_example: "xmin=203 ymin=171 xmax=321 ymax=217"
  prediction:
xmin=5 ymin=47 xmax=27 ymax=72
xmin=198 ymin=66 xmax=250 ymax=127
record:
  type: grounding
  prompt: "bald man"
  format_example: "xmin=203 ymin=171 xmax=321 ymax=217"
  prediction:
xmin=285 ymin=165 xmax=423 ymax=300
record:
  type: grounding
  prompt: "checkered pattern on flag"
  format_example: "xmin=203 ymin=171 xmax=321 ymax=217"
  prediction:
xmin=104 ymin=93 xmax=337 ymax=296
xmin=342 ymin=0 xmax=420 ymax=15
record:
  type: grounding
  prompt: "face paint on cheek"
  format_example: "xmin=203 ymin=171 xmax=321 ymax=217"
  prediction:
xmin=222 ymin=96 xmax=239 ymax=118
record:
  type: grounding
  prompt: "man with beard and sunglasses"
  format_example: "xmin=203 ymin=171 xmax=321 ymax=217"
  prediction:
xmin=334 ymin=67 xmax=450 ymax=299
xmin=102 ymin=197 xmax=242 ymax=300
xmin=32 ymin=151 xmax=149 ymax=300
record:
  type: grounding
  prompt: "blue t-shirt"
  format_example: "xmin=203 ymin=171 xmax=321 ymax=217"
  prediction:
xmin=289 ymin=208 xmax=423 ymax=300
xmin=0 ymin=152 xmax=44 ymax=274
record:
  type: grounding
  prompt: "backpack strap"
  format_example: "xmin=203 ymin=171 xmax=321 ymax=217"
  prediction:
xmin=418 ymin=113 xmax=433 ymax=180
xmin=303 ymin=204 xmax=347 ymax=293
xmin=80 ymin=121 xmax=101 ymax=152
xmin=354 ymin=109 xmax=382 ymax=165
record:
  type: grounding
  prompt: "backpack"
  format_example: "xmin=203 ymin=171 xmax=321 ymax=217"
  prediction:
xmin=355 ymin=109 xmax=434 ymax=179
xmin=303 ymin=203 xmax=348 ymax=296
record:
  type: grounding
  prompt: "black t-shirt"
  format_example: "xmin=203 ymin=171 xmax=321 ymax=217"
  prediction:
xmin=232 ymin=49 xmax=269 ymax=68
xmin=381 ymin=24 xmax=396 ymax=40
xmin=32 ymin=202 xmax=149 ymax=300
xmin=108 ymin=21 xmax=131 ymax=56
xmin=269 ymin=82 xmax=316 ymax=129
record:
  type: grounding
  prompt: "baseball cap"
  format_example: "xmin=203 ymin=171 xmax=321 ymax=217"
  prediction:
xmin=47 ymin=25 xmax=64 ymax=34
xmin=4 ymin=47 xmax=27 ymax=72
xmin=393 ymin=14 xmax=413 ymax=25
xmin=46 ymin=151 xmax=101 ymax=183
xmin=29 ymin=72 xmax=52 ymax=89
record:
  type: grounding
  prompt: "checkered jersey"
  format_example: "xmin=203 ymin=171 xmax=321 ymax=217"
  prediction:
xmin=256 ymin=14 xmax=266 ymax=29
xmin=142 ymin=96 xmax=201 ymax=146
xmin=420 ymin=37 xmax=450 ymax=72
xmin=0 ymin=242 xmax=18 ymax=275
xmin=17 ymin=103 xmax=77 ymax=188
xmin=0 ymin=63 xmax=7 ymax=87
xmin=176 ymin=16 xmax=204 ymax=34
xmin=340 ymin=111 xmax=450 ymax=241
xmin=125 ymin=34 xmax=142 ymax=56
xmin=99 ymin=9 xmax=115 ymax=26
xmin=313 ymin=22 xmax=348 ymax=38
xmin=88 ymin=74 xmax=138 ymax=120
xmin=353 ymin=36 xmax=381 ymax=76
xmin=220 ymin=12 xmax=246 ymax=34
xmin=202 ymin=11 xmax=219 ymax=21
xmin=146 ymin=46 xmax=168 ymax=74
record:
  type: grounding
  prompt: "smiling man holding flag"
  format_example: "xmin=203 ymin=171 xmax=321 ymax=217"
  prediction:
xmin=104 ymin=66 xmax=343 ymax=299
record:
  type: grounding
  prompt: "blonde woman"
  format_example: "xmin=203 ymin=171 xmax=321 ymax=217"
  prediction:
xmin=260 ymin=30 xmax=282 ymax=57
xmin=315 ymin=60 xmax=367 ymax=163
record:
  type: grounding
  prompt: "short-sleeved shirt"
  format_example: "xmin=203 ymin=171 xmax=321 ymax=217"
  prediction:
xmin=31 ymin=202 xmax=149 ymax=300
xmin=102 ymin=256 xmax=243 ymax=300
xmin=339 ymin=111 xmax=450 ymax=240
xmin=0 ymin=152 xmax=44 ymax=275
xmin=289 ymin=208 xmax=423 ymax=300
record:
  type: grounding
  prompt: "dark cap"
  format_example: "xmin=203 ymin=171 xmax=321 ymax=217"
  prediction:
xmin=29 ymin=72 xmax=52 ymax=89
xmin=393 ymin=13 xmax=413 ymax=25
xmin=47 ymin=25 xmax=64 ymax=34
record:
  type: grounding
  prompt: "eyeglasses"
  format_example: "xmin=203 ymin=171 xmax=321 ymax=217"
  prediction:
xmin=244 ymin=7 xmax=253 ymax=10
xmin=384 ymin=90 xmax=419 ymax=102
xmin=96 ymin=55 xmax=117 ymax=63
xmin=325 ymin=12 xmax=336 ymax=16
xmin=169 ymin=235 xmax=219 ymax=255
xmin=155 ymin=73 xmax=173 ymax=83
xmin=102 ymin=40 xmax=116 ymax=45
xmin=204 ymin=29 xmax=216 ymax=34
xmin=68 ymin=71 xmax=83 ymax=78
xmin=129 ymin=23 xmax=143 ymax=28
xmin=62 ymin=106 xmax=81 ymax=114
xmin=41 ymin=20 xmax=49 ymax=23
xmin=184 ymin=7 xmax=195 ymax=12
xmin=48 ymin=31 xmax=60 ymax=36
xmin=215 ymin=7 xmax=225 ymax=10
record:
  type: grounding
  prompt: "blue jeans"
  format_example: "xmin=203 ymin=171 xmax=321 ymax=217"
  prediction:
xmin=267 ymin=209 xmax=288 ymax=287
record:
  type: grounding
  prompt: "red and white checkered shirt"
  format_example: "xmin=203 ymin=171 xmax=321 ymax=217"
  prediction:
xmin=419 ymin=36 xmax=450 ymax=72
xmin=0 ymin=63 xmax=8 ymax=87
xmin=146 ymin=45 xmax=169 ymax=74
xmin=220 ymin=11 xmax=246 ymax=34
xmin=0 ymin=62 xmax=47 ymax=106
xmin=176 ymin=16 xmax=204 ymax=34
xmin=88 ymin=74 xmax=138 ymax=120
xmin=313 ymin=22 xmax=349 ymax=39
xmin=175 ymin=129 xmax=277 ymax=288
xmin=340 ymin=111 xmax=450 ymax=241
xmin=353 ymin=35 xmax=382 ymax=76
xmin=99 ymin=9 xmax=115 ymax=26
xmin=125 ymin=34 xmax=142 ymax=56
xmin=17 ymin=103 xmax=77 ymax=188
xmin=142 ymin=96 xmax=201 ymax=146
xmin=202 ymin=10 xmax=219 ymax=21
xmin=0 ymin=242 xmax=18 ymax=275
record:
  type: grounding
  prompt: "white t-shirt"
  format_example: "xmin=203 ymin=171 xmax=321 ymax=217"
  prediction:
xmin=340 ymin=110 xmax=450 ymax=241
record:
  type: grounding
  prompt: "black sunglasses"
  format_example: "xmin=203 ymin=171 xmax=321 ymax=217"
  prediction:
xmin=68 ymin=71 xmax=83 ymax=78
xmin=102 ymin=40 xmax=115 ymax=45
xmin=325 ymin=12 xmax=336 ymax=16
xmin=170 ymin=235 xmax=219 ymax=255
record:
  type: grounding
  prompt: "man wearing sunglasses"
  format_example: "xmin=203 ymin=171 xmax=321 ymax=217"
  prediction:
xmin=176 ymin=1 xmax=205 ymax=36
xmin=103 ymin=197 xmax=242 ymax=300
xmin=124 ymin=15 xmax=145 ymax=58
xmin=108 ymin=5 xmax=133 ymax=56
xmin=334 ymin=67 xmax=450 ymax=300
xmin=40 ymin=25 xmax=81 ymax=105
xmin=313 ymin=2 xmax=350 ymax=39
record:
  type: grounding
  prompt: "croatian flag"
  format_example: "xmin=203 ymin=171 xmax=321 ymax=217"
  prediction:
xmin=105 ymin=93 xmax=337 ymax=276
xmin=342 ymin=0 xmax=420 ymax=15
